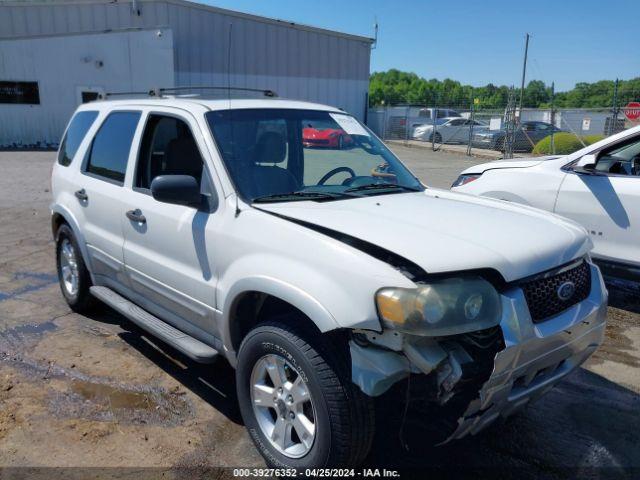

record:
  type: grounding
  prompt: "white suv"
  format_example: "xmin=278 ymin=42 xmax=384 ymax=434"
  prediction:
xmin=51 ymin=94 xmax=607 ymax=469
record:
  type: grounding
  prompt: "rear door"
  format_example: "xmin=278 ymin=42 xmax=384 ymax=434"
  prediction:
xmin=555 ymin=134 xmax=640 ymax=272
xmin=121 ymin=107 xmax=221 ymax=335
xmin=75 ymin=110 xmax=142 ymax=289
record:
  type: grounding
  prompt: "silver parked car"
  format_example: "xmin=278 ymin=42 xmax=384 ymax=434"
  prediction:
xmin=413 ymin=117 xmax=486 ymax=144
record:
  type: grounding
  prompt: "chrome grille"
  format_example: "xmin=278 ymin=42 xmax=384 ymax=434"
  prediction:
xmin=521 ymin=260 xmax=591 ymax=323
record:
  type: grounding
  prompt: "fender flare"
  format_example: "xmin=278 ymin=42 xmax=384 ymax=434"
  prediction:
xmin=220 ymin=275 xmax=340 ymax=361
xmin=50 ymin=204 xmax=96 ymax=283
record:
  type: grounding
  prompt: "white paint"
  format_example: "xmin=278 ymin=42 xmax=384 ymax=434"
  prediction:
xmin=453 ymin=124 xmax=640 ymax=269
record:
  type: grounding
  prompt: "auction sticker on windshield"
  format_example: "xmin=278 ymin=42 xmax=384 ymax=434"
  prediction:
xmin=330 ymin=113 xmax=370 ymax=136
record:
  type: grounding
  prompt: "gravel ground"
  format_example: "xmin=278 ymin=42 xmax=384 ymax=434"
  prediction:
xmin=0 ymin=150 xmax=638 ymax=478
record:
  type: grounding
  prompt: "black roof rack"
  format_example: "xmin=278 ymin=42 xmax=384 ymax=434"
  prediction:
xmin=99 ymin=86 xmax=278 ymax=100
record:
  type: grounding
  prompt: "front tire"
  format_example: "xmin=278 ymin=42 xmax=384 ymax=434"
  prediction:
xmin=55 ymin=224 xmax=95 ymax=313
xmin=236 ymin=320 xmax=374 ymax=469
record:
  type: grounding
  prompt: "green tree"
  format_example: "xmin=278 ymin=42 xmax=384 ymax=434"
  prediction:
xmin=369 ymin=70 xmax=640 ymax=109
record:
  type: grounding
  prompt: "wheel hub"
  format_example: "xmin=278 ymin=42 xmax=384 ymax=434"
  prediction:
xmin=250 ymin=354 xmax=316 ymax=458
xmin=59 ymin=238 xmax=79 ymax=296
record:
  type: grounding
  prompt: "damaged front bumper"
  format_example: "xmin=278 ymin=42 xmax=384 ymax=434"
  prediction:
xmin=351 ymin=262 xmax=608 ymax=442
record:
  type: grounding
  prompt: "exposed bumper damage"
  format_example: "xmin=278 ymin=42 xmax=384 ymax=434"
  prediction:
xmin=351 ymin=263 xmax=608 ymax=442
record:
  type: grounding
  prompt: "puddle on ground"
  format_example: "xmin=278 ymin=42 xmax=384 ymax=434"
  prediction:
xmin=71 ymin=380 xmax=156 ymax=410
xmin=4 ymin=321 xmax=58 ymax=336
xmin=1 ymin=344 xmax=193 ymax=426
xmin=48 ymin=376 xmax=194 ymax=426
xmin=0 ymin=271 xmax=58 ymax=301
xmin=0 ymin=320 xmax=58 ymax=352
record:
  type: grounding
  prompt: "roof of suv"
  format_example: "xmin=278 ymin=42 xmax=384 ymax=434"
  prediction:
xmin=77 ymin=97 xmax=344 ymax=114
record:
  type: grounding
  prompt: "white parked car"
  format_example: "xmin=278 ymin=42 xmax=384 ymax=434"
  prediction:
xmin=51 ymin=92 xmax=607 ymax=469
xmin=452 ymin=125 xmax=640 ymax=283
xmin=412 ymin=117 xmax=485 ymax=144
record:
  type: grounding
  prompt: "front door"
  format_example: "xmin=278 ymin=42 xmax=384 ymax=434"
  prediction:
xmin=121 ymin=109 xmax=220 ymax=335
xmin=555 ymin=133 xmax=640 ymax=273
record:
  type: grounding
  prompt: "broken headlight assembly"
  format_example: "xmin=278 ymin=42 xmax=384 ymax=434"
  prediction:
xmin=376 ymin=276 xmax=502 ymax=336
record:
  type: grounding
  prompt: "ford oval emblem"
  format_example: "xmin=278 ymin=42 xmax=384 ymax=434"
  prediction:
xmin=557 ymin=281 xmax=576 ymax=301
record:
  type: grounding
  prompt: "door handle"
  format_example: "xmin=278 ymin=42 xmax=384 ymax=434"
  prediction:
xmin=126 ymin=209 xmax=146 ymax=224
xmin=74 ymin=189 xmax=88 ymax=201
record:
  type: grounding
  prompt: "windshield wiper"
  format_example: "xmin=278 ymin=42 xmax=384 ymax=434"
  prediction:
xmin=252 ymin=191 xmax=348 ymax=203
xmin=345 ymin=183 xmax=423 ymax=194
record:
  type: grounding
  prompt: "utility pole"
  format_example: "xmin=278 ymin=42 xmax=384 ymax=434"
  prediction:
xmin=611 ymin=78 xmax=619 ymax=135
xmin=518 ymin=33 xmax=530 ymax=123
xmin=550 ymin=82 xmax=555 ymax=154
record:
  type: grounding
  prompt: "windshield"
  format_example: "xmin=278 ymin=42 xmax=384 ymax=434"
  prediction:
xmin=206 ymin=109 xmax=423 ymax=202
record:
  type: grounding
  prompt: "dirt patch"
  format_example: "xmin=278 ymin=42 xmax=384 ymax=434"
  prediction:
xmin=590 ymin=322 xmax=639 ymax=368
xmin=49 ymin=377 xmax=193 ymax=426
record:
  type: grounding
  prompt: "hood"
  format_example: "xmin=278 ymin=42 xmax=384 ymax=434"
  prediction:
xmin=256 ymin=190 xmax=590 ymax=283
xmin=461 ymin=155 xmax=564 ymax=174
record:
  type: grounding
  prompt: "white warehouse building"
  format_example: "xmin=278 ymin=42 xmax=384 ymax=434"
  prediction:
xmin=0 ymin=0 xmax=373 ymax=147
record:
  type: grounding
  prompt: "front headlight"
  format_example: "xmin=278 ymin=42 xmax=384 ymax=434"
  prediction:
xmin=451 ymin=173 xmax=481 ymax=187
xmin=376 ymin=277 xmax=502 ymax=336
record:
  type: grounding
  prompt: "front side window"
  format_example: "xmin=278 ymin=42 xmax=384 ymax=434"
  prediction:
xmin=58 ymin=111 xmax=99 ymax=166
xmin=206 ymin=109 xmax=423 ymax=203
xmin=136 ymin=114 xmax=204 ymax=189
xmin=85 ymin=111 xmax=141 ymax=183
xmin=595 ymin=136 xmax=640 ymax=176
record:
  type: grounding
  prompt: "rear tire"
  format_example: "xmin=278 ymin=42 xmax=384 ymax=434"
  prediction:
xmin=236 ymin=320 xmax=374 ymax=469
xmin=55 ymin=224 xmax=95 ymax=313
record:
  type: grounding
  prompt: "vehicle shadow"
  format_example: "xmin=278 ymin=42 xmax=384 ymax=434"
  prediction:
xmin=366 ymin=368 xmax=640 ymax=479
xmin=606 ymin=283 xmax=640 ymax=315
xmin=578 ymin=174 xmax=630 ymax=229
xmin=84 ymin=306 xmax=243 ymax=425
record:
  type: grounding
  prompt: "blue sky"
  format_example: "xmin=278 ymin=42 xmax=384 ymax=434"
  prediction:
xmin=204 ymin=0 xmax=640 ymax=92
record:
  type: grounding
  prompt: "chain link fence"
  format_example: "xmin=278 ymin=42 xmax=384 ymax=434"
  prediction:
xmin=366 ymin=86 xmax=640 ymax=158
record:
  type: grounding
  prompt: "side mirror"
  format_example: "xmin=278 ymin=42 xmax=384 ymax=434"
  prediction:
xmin=575 ymin=154 xmax=597 ymax=169
xmin=572 ymin=154 xmax=598 ymax=175
xmin=150 ymin=175 xmax=201 ymax=207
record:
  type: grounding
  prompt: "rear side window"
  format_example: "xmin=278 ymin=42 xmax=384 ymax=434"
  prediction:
xmin=85 ymin=111 xmax=141 ymax=184
xmin=57 ymin=111 xmax=99 ymax=166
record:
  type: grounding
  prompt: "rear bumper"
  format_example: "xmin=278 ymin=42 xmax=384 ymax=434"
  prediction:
xmin=443 ymin=262 xmax=608 ymax=442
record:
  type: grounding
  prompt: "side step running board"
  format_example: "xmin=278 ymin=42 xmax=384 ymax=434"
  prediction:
xmin=90 ymin=286 xmax=219 ymax=363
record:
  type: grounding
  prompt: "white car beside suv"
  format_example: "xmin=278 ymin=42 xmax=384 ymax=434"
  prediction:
xmin=51 ymin=91 xmax=607 ymax=469
xmin=452 ymin=125 xmax=640 ymax=284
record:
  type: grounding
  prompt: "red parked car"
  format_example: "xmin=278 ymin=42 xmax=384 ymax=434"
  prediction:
xmin=303 ymin=124 xmax=353 ymax=149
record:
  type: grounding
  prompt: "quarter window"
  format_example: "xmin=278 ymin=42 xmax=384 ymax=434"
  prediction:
xmin=57 ymin=111 xmax=99 ymax=166
xmin=85 ymin=112 xmax=141 ymax=184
